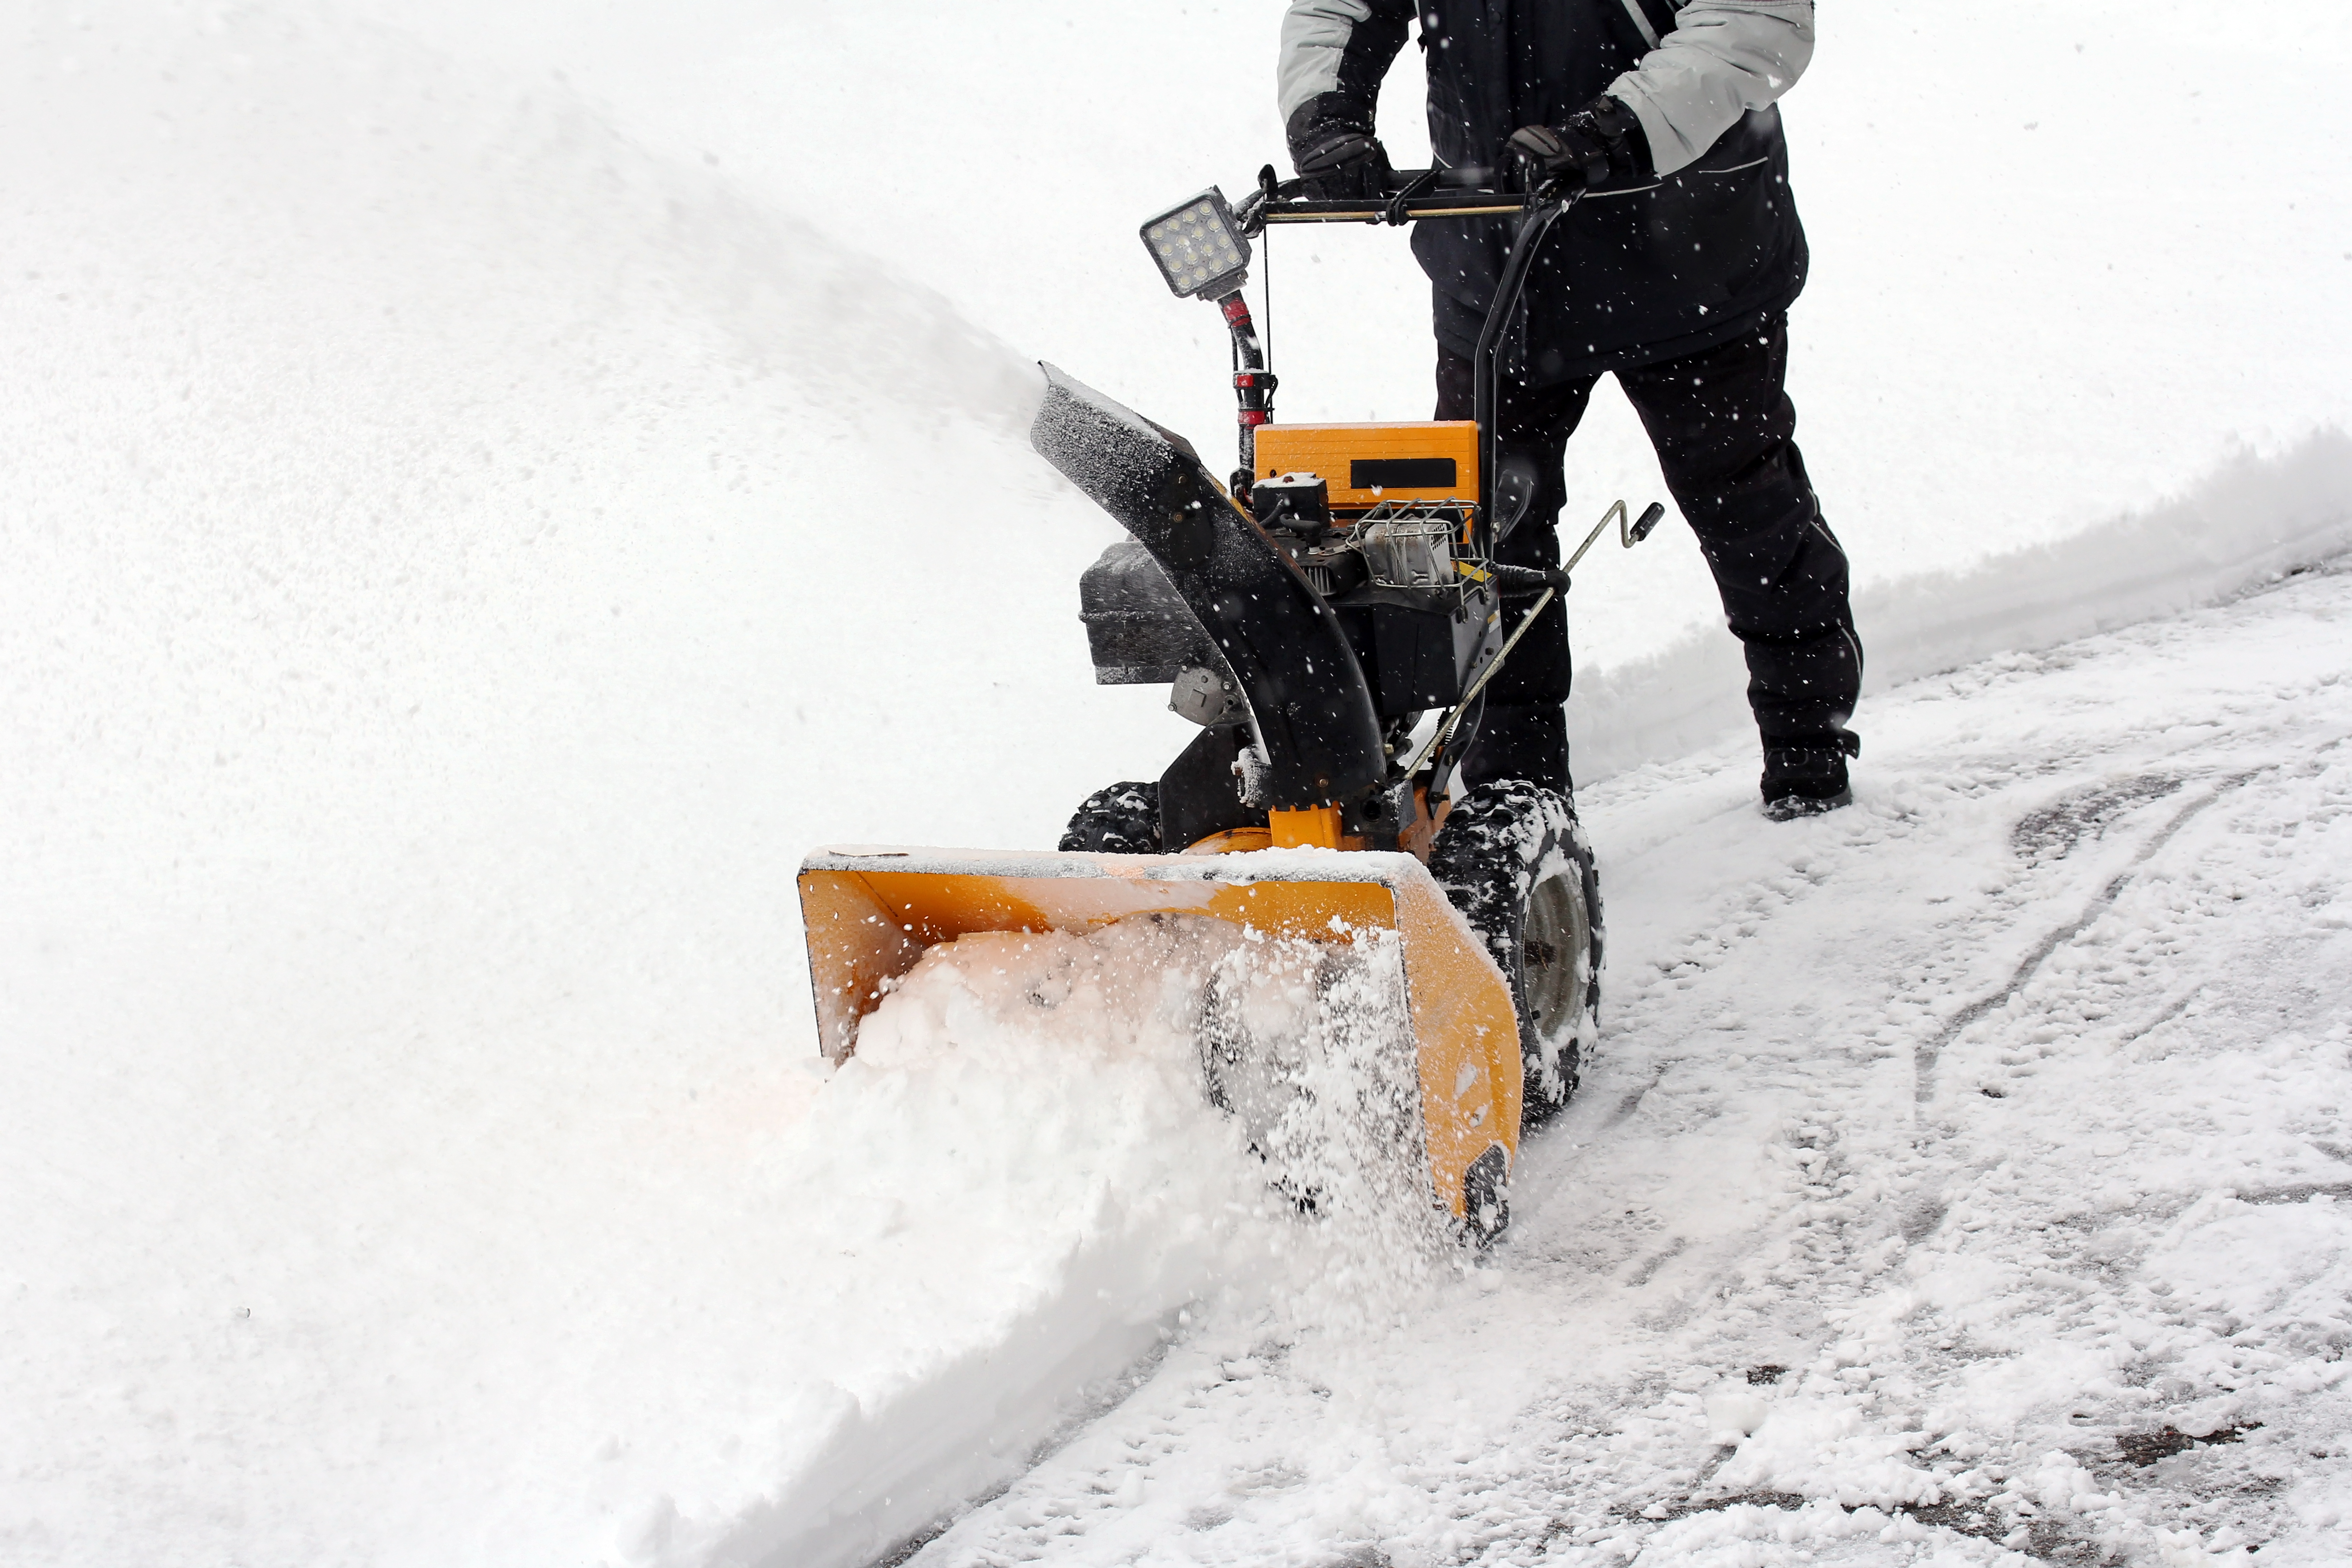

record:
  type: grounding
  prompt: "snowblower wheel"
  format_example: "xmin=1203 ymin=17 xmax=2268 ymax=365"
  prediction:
xmin=1058 ymin=781 xmax=1163 ymax=854
xmin=1429 ymin=779 xmax=1602 ymax=1128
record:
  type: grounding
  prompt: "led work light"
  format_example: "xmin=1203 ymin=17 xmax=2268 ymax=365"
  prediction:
xmin=1140 ymin=188 xmax=1251 ymax=300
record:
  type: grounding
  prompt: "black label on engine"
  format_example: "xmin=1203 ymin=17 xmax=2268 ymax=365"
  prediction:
xmin=1351 ymin=456 xmax=1456 ymax=491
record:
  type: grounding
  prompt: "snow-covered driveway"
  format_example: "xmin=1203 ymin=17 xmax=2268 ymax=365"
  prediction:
xmin=911 ymin=562 xmax=2352 ymax=1568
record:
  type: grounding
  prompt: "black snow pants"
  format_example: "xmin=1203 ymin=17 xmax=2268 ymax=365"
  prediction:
xmin=1440 ymin=315 xmax=1862 ymax=794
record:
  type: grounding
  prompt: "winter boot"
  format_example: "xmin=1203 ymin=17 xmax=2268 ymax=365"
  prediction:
xmin=1760 ymin=733 xmax=1858 ymax=821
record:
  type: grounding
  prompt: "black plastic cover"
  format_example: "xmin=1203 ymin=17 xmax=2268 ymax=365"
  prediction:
xmin=1336 ymin=600 xmax=1477 ymax=714
xmin=1031 ymin=364 xmax=1386 ymax=809
xmin=1251 ymin=473 xmax=1331 ymax=537
xmin=1078 ymin=540 xmax=1218 ymax=684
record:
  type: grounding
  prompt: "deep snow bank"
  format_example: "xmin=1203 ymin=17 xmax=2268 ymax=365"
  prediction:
xmin=624 ymin=918 xmax=1446 ymax=1568
xmin=0 ymin=13 xmax=1139 ymax=1568
xmin=1568 ymin=430 xmax=2352 ymax=782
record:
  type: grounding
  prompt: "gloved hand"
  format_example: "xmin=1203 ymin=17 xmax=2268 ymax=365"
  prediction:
xmin=1506 ymin=95 xmax=1650 ymax=192
xmin=1291 ymin=124 xmax=1396 ymax=201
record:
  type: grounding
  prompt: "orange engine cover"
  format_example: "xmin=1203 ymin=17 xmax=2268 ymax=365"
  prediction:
xmin=1253 ymin=420 xmax=1479 ymax=510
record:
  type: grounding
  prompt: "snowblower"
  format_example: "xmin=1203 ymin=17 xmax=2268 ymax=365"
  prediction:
xmin=798 ymin=167 xmax=1658 ymax=1240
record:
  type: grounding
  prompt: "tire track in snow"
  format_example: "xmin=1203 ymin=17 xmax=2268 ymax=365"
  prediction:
xmin=1917 ymin=730 xmax=2352 ymax=1107
xmin=1913 ymin=773 xmax=2250 ymax=1106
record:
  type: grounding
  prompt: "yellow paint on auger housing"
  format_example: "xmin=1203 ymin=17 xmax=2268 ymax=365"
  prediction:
xmin=797 ymin=847 xmax=1521 ymax=1220
xmin=1266 ymin=804 xmax=1354 ymax=850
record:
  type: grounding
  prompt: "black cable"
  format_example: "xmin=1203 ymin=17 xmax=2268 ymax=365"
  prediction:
xmin=1260 ymin=225 xmax=1272 ymax=373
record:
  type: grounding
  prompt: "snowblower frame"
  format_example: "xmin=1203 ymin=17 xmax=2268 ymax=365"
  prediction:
xmin=798 ymin=168 xmax=1645 ymax=1237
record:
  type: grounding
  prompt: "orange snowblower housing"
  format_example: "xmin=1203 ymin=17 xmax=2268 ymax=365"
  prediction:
xmin=797 ymin=846 xmax=1522 ymax=1223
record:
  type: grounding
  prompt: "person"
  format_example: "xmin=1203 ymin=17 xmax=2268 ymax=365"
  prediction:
xmin=1279 ymin=0 xmax=1861 ymax=818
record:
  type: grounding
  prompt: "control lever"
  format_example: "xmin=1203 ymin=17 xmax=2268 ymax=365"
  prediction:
xmin=1562 ymin=498 xmax=1666 ymax=573
xmin=1406 ymin=500 xmax=1661 ymax=784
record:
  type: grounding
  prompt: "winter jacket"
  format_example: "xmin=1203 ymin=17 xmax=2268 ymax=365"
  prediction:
xmin=1279 ymin=0 xmax=1813 ymax=382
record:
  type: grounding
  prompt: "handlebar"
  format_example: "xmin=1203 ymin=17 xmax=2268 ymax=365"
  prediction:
xmin=1237 ymin=165 xmax=1536 ymax=234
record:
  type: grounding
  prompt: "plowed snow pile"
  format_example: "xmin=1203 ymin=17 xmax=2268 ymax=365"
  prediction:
xmin=620 ymin=917 xmax=1439 ymax=1568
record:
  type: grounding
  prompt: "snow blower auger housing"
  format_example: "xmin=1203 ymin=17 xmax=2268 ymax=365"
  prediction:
xmin=798 ymin=167 xmax=1656 ymax=1242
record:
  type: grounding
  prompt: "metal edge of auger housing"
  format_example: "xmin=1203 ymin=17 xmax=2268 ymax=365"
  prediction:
xmin=795 ymin=843 xmax=1523 ymax=1229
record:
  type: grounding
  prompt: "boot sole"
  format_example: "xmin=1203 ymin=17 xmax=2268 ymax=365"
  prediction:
xmin=1762 ymin=785 xmax=1853 ymax=822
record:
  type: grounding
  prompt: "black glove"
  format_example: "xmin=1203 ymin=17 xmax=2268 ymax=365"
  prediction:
xmin=1290 ymin=123 xmax=1396 ymax=201
xmin=1506 ymin=95 xmax=1651 ymax=192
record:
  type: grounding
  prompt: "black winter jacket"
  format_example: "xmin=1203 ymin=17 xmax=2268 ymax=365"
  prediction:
xmin=1280 ymin=0 xmax=1811 ymax=382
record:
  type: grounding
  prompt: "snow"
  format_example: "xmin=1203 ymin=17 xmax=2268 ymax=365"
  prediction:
xmin=1570 ymin=431 xmax=2352 ymax=782
xmin=916 ymin=561 xmax=2352 ymax=1567
xmin=622 ymin=918 xmax=1451 ymax=1568
xmin=5 ymin=0 xmax=2352 ymax=1565
xmin=615 ymin=923 xmax=1281 ymax=1568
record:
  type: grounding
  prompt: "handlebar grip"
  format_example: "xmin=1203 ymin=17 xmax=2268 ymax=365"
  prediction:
xmin=1487 ymin=564 xmax=1571 ymax=596
xmin=1629 ymin=502 xmax=1666 ymax=544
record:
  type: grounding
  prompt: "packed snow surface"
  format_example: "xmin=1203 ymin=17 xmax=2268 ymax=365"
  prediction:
xmin=913 ymin=559 xmax=2352 ymax=1568
xmin=6 ymin=1 xmax=2352 ymax=1566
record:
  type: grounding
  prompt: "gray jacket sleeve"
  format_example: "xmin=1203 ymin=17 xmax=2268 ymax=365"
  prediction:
xmin=1606 ymin=0 xmax=1815 ymax=176
xmin=1279 ymin=0 xmax=1364 ymax=124
xmin=1278 ymin=0 xmax=1414 ymax=129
